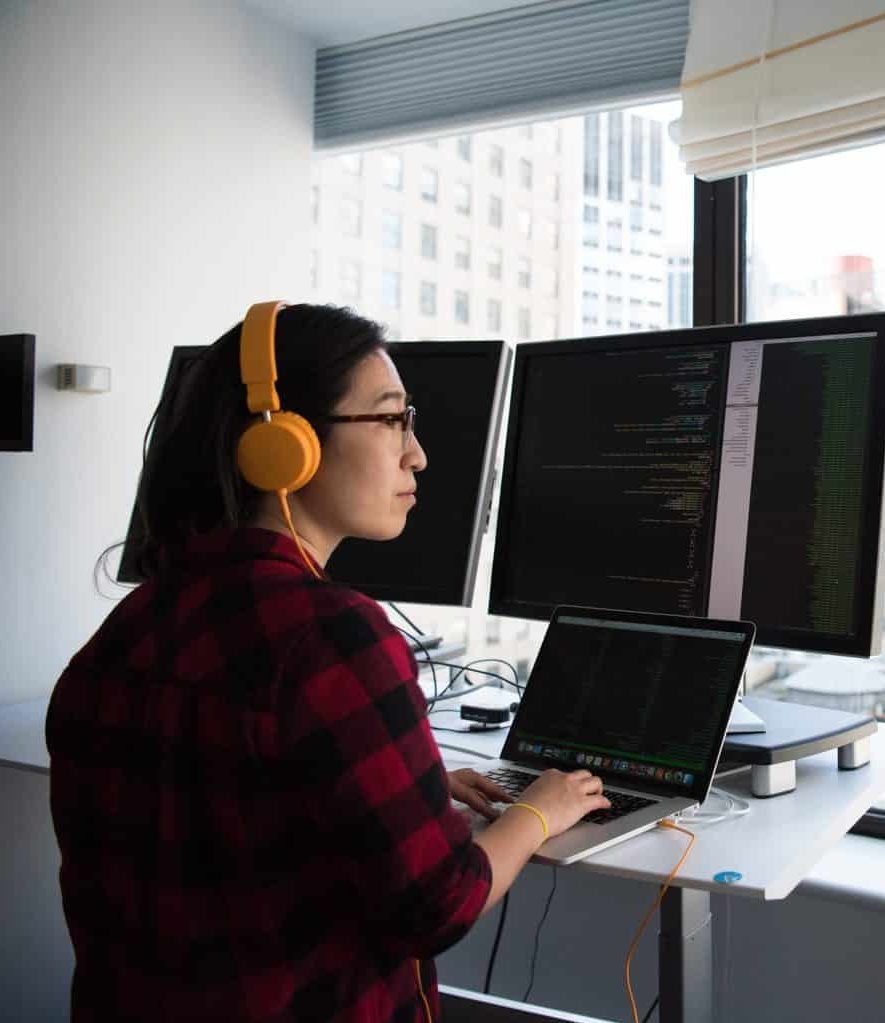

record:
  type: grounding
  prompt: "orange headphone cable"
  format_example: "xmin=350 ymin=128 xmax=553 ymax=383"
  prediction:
xmin=414 ymin=959 xmax=433 ymax=1023
xmin=276 ymin=489 xmax=323 ymax=581
xmin=624 ymin=819 xmax=696 ymax=1023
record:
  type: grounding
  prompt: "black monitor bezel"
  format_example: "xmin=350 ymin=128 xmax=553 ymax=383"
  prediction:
xmin=488 ymin=313 xmax=885 ymax=656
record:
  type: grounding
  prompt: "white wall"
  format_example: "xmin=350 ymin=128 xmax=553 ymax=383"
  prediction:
xmin=0 ymin=0 xmax=315 ymax=704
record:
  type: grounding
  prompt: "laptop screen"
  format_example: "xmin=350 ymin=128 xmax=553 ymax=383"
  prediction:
xmin=501 ymin=606 xmax=755 ymax=801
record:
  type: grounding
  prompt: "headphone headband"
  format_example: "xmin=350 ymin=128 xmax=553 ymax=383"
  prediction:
xmin=240 ymin=301 xmax=287 ymax=414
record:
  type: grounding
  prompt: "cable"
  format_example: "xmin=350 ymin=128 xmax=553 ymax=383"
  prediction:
xmin=483 ymin=891 xmax=510 ymax=994
xmin=388 ymin=601 xmax=424 ymax=635
xmin=522 ymin=866 xmax=558 ymax=1003
xmin=624 ymin=820 xmax=696 ymax=1023
xmin=639 ymin=995 xmax=659 ymax=1023
xmin=682 ymin=787 xmax=751 ymax=826
xmin=394 ymin=624 xmax=440 ymax=708
xmin=434 ymin=742 xmax=496 ymax=760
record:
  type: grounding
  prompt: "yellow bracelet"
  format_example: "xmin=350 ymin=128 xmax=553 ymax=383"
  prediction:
xmin=511 ymin=801 xmax=549 ymax=841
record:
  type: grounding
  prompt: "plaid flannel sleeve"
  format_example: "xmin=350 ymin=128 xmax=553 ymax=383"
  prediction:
xmin=282 ymin=592 xmax=492 ymax=960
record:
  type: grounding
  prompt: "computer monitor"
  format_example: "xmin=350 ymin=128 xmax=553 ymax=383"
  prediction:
xmin=327 ymin=340 xmax=511 ymax=605
xmin=119 ymin=339 xmax=511 ymax=608
xmin=0 ymin=333 xmax=35 ymax=452
xmin=488 ymin=314 xmax=885 ymax=656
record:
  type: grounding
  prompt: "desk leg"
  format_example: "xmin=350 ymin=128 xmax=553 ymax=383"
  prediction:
xmin=658 ymin=888 xmax=712 ymax=1023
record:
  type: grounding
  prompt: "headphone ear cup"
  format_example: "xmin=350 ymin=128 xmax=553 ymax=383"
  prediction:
xmin=237 ymin=412 xmax=321 ymax=493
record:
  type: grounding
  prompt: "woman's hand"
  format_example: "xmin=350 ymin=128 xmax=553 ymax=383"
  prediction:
xmin=448 ymin=768 xmax=514 ymax=821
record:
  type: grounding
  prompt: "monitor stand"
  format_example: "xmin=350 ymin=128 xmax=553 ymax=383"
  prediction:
xmin=727 ymin=696 xmax=767 ymax=734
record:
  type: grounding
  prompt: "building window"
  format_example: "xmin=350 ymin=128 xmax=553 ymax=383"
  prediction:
xmin=383 ymin=153 xmax=404 ymax=190
xmin=630 ymin=202 xmax=643 ymax=232
xmin=517 ymin=255 xmax=532 ymax=289
xmin=543 ymin=267 xmax=559 ymax=298
xmin=457 ymin=135 xmax=472 ymax=161
xmin=517 ymin=209 xmax=532 ymax=239
xmin=650 ymin=122 xmax=663 ymax=187
xmin=420 ymin=280 xmax=437 ymax=316
xmin=340 ymin=258 xmax=361 ymax=300
xmin=382 ymin=269 xmax=401 ymax=309
xmin=489 ymin=194 xmax=503 ymax=228
xmin=421 ymin=167 xmax=439 ymax=202
xmin=309 ymin=249 xmax=318 ymax=289
xmin=311 ymin=185 xmax=320 ymax=225
xmin=455 ymin=289 xmax=470 ymax=323
xmin=340 ymin=197 xmax=362 ymax=237
xmin=608 ymin=111 xmax=624 ymax=202
xmin=340 ymin=153 xmax=363 ymax=176
xmin=489 ymin=144 xmax=504 ymax=177
xmin=455 ymin=181 xmax=472 ymax=215
xmin=455 ymin=235 xmax=471 ymax=270
xmin=518 ymin=306 xmax=531 ymax=338
xmin=584 ymin=113 xmax=600 ymax=197
xmin=519 ymin=157 xmax=533 ymax=189
xmin=548 ymin=172 xmax=561 ymax=202
xmin=382 ymin=210 xmax=402 ymax=249
xmin=488 ymin=245 xmax=503 ymax=280
xmin=542 ymin=313 xmax=558 ymax=339
xmin=607 ymin=218 xmax=622 ymax=252
xmin=487 ymin=298 xmax=502 ymax=333
xmin=545 ymin=218 xmax=560 ymax=250
xmin=421 ymin=223 xmax=438 ymax=260
xmin=630 ymin=116 xmax=643 ymax=182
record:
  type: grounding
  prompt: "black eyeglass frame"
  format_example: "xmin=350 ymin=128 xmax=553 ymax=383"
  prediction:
xmin=322 ymin=405 xmax=417 ymax=447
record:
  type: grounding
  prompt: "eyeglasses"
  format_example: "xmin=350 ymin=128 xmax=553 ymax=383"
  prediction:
xmin=322 ymin=405 xmax=417 ymax=451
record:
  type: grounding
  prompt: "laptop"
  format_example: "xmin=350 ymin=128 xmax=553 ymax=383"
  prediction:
xmin=473 ymin=605 xmax=756 ymax=865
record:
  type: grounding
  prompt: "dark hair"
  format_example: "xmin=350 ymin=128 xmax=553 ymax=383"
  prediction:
xmin=125 ymin=303 xmax=387 ymax=580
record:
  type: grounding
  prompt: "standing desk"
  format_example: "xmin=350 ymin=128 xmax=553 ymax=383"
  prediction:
xmin=434 ymin=715 xmax=885 ymax=1023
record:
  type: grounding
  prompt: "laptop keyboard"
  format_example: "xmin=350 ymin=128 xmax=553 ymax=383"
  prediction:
xmin=483 ymin=767 xmax=657 ymax=826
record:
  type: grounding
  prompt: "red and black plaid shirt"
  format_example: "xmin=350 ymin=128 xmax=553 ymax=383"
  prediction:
xmin=47 ymin=528 xmax=491 ymax=1022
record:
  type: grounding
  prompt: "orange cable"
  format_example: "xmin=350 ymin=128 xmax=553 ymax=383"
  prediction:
xmin=414 ymin=959 xmax=433 ymax=1023
xmin=624 ymin=819 xmax=696 ymax=1023
xmin=276 ymin=489 xmax=322 ymax=580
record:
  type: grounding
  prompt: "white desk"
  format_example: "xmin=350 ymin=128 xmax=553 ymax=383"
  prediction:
xmin=434 ymin=716 xmax=885 ymax=1023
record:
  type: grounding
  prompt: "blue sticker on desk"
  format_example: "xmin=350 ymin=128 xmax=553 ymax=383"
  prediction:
xmin=714 ymin=870 xmax=743 ymax=884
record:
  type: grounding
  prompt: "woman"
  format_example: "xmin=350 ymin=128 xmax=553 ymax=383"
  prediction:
xmin=47 ymin=302 xmax=609 ymax=1022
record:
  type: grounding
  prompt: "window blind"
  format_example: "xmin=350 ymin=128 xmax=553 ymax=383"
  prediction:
xmin=672 ymin=0 xmax=885 ymax=180
xmin=314 ymin=0 xmax=690 ymax=151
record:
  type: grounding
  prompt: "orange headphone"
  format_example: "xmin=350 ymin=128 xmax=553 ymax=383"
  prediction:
xmin=236 ymin=300 xmax=323 ymax=578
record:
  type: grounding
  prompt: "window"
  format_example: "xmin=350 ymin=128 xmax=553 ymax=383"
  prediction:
xmin=455 ymin=289 xmax=470 ymax=323
xmin=382 ymin=210 xmax=402 ymax=249
xmin=747 ymin=142 xmax=885 ymax=322
xmin=650 ymin=122 xmax=663 ymax=187
xmin=518 ymin=306 xmax=531 ymax=338
xmin=309 ymin=249 xmax=318 ymax=289
xmin=487 ymin=245 xmax=503 ymax=280
xmin=489 ymin=144 xmax=504 ymax=177
xmin=340 ymin=258 xmax=361 ymax=300
xmin=487 ymin=298 xmax=502 ymax=332
xmin=548 ymin=172 xmax=560 ymax=202
xmin=607 ymin=218 xmax=622 ymax=252
xmin=542 ymin=313 xmax=558 ymax=339
xmin=608 ymin=111 xmax=624 ymax=202
xmin=585 ymin=113 xmax=600 ymax=197
xmin=421 ymin=167 xmax=439 ymax=202
xmin=489 ymin=194 xmax=503 ymax=228
xmin=544 ymin=218 xmax=560 ymax=250
xmin=519 ymin=157 xmax=533 ymax=189
xmin=517 ymin=209 xmax=532 ymax=240
xmin=455 ymin=181 xmax=472 ymax=215
xmin=420 ymin=280 xmax=437 ymax=316
xmin=455 ymin=235 xmax=471 ymax=270
xmin=630 ymin=116 xmax=643 ymax=182
xmin=421 ymin=223 xmax=438 ymax=260
xmin=340 ymin=153 xmax=363 ymax=176
xmin=457 ymin=135 xmax=472 ymax=161
xmin=543 ymin=267 xmax=559 ymax=298
xmin=630 ymin=203 xmax=643 ymax=232
xmin=311 ymin=185 xmax=320 ymax=225
xmin=340 ymin=197 xmax=362 ymax=237
xmin=383 ymin=153 xmax=404 ymax=190
xmin=382 ymin=269 xmax=401 ymax=309
xmin=517 ymin=255 xmax=532 ymax=289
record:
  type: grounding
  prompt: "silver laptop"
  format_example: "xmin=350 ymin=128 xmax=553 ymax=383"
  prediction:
xmin=475 ymin=605 xmax=755 ymax=865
